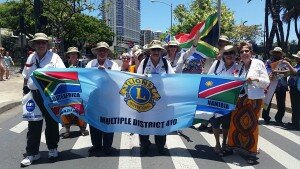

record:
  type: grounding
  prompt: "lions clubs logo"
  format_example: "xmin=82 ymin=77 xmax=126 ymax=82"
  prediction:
xmin=119 ymin=78 xmax=160 ymax=112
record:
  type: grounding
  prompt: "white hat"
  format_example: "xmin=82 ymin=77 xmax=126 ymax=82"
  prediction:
xmin=91 ymin=42 xmax=112 ymax=56
xmin=292 ymin=51 xmax=300 ymax=59
xmin=28 ymin=33 xmax=51 ymax=48
xmin=269 ymin=47 xmax=285 ymax=56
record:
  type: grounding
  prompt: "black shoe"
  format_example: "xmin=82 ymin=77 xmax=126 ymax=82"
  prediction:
xmin=198 ymin=124 xmax=207 ymax=131
xmin=157 ymin=147 xmax=167 ymax=155
xmin=206 ymin=126 xmax=213 ymax=134
xmin=140 ymin=145 xmax=149 ymax=156
xmin=103 ymin=147 xmax=112 ymax=155
xmin=263 ymin=116 xmax=271 ymax=124
xmin=275 ymin=120 xmax=284 ymax=126
xmin=88 ymin=146 xmax=102 ymax=153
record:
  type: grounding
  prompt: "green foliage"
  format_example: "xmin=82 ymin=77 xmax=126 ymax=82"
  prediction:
xmin=228 ymin=24 xmax=263 ymax=43
xmin=172 ymin=0 xmax=234 ymax=35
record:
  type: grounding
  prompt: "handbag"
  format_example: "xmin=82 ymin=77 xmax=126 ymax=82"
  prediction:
xmin=22 ymin=91 xmax=43 ymax=121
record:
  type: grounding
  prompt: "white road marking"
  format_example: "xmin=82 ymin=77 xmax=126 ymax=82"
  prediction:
xmin=9 ymin=121 xmax=28 ymax=133
xmin=118 ymin=133 xmax=141 ymax=169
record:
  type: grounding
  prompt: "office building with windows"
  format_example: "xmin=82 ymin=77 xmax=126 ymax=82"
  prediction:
xmin=102 ymin=0 xmax=141 ymax=52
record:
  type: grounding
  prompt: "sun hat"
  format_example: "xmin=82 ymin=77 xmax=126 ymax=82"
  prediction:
xmin=147 ymin=40 xmax=166 ymax=52
xmin=269 ymin=47 xmax=285 ymax=56
xmin=91 ymin=42 xmax=112 ymax=56
xmin=132 ymin=45 xmax=141 ymax=53
xmin=292 ymin=51 xmax=300 ymax=59
xmin=165 ymin=40 xmax=181 ymax=52
xmin=28 ymin=33 xmax=51 ymax=48
xmin=220 ymin=45 xmax=236 ymax=56
xmin=65 ymin=47 xmax=81 ymax=57
xmin=219 ymin=35 xmax=230 ymax=43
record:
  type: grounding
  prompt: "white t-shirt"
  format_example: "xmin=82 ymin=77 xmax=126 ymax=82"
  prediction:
xmin=22 ymin=51 xmax=66 ymax=90
xmin=85 ymin=58 xmax=120 ymax=70
xmin=137 ymin=57 xmax=175 ymax=75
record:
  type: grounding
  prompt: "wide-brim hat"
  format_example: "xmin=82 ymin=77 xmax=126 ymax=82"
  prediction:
xmin=28 ymin=33 xmax=52 ymax=48
xmin=65 ymin=47 xmax=81 ymax=57
xmin=165 ymin=40 xmax=181 ymax=52
xmin=292 ymin=51 xmax=300 ymax=59
xmin=134 ymin=49 xmax=143 ymax=57
xmin=91 ymin=42 xmax=112 ymax=56
xmin=219 ymin=35 xmax=230 ymax=43
xmin=269 ymin=47 xmax=285 ymax=56
xmin=146 ymin=40 xmax=166 ymax=52
xmin=220 ymin=45 xmax=236 ymax=56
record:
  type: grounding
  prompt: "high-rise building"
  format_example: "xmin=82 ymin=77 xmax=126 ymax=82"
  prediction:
xmin=102 ymin=0 xmax=141 ymax=53
xmin=140 ymin=29 xmax=153 ymax=46
xmin=153 ymin=31 xmax=162 ymax=40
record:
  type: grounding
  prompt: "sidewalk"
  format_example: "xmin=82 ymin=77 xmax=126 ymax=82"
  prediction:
xmin=0 ymin=71 xmax=293 ymax=114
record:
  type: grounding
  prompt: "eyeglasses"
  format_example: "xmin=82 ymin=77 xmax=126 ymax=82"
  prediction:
xmin=169 ymin=45 xmax=177 ymax=48
xmin=150 ymin=48 xmax=161 ymax=52
xmin=122 ymin=57 xmax=130 ymax=60
xmin=223 ymin=51 xmax=235 ymax=55
xmin=240 ymin=50 xmax=250 ymax=54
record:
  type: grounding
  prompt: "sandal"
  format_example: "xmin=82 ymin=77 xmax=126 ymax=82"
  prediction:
xmin=214 ymin=146 xmax=224 ymax=157
xmin=63 ymin=132 xmax=70 ymax=138
xmin=246 ymin=156 xmax=257 ymax=165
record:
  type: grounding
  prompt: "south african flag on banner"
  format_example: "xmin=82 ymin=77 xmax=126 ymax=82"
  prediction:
xmin=195 ymin=76 xmax=245 ymax=120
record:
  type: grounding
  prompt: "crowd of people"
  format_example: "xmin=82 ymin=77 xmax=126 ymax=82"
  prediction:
xmin=17 ymin=32 xmax=299 ymax=167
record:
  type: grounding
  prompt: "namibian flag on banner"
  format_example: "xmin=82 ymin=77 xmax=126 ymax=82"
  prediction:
xmin=195 ymin=76 xmax=245 ymax=120
xmin=175 ymin=13 xmax=219 ymax=60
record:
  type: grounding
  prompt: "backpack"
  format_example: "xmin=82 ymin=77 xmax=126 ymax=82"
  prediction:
xmin=214 ymin=60 xmax=221 ymax=75
xmin=142 ymin=56 xmax=169 ymax=74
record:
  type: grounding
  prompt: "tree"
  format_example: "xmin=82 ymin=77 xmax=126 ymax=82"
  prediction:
xmin=229 ymin=23 xmax=263 ymax=43
xmin=172 ymin=0 xmax=234 ymax=37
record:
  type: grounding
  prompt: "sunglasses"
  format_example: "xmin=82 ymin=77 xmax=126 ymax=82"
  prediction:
xmin=122 ymin=57 xmax=130 ymax=60
xmin=240 ymin=50 xmax=250 ymax=54
xmin=169 ymin=45 xmax=177 ymax=48
xmin=35 ymin=41 xmax=47 ymax=45
xmin=150 ymin=48 xmax=161 ymax=52
xmin=224 ymin=51 xmax=235 ymax=55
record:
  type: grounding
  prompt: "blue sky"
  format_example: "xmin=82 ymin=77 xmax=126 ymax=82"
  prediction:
xmin=141 ymin=0 xmax=297 ymax=41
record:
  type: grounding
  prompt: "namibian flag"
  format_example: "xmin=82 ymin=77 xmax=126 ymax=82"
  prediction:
xmin=33 ymin=71 xmax=82 ymax=97
xmin=195 ymin=77 xmax=245 ymax=120
xmin=175 ymin=13 xmax=219 ymax=60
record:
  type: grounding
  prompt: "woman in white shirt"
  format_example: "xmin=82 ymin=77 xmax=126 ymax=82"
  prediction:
xmin=227 ymin=41 xmax=270 ymax=165
xmin=207 ymin=45 xmax=238 ymax=157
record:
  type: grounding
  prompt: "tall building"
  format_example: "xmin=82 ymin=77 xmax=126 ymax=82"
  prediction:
xmin=140 ymin=29 xmax=153 ymax=46
xmin=153 ymin=31 xmax=163 ymax=40
xmin=102 ymin=0 xmax=141 ymax=53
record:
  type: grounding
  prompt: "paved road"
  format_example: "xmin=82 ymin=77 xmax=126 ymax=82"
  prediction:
xmin=0 ymin=106 xmax=299 ymax=169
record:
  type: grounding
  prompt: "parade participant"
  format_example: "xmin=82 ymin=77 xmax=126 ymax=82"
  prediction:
xmin=167 ymin=33 xmax=200 ymax=73
xmin=227 ymin=41 xmax=270 ymax=164
xmin=61 ymin=47 xmax=89 ymax=138
xmin=21 ymin=33 xmax=66 ymax=167
xmin=0 ymin=47 xmax=5 ymax=81
xmin=120 ymin=53 xmax=131 ymax=72
xmin=262 ymin=47 xmax=289 ymax=125
xmin=286 ymin=51 xmax=300 ymax=130
xmin=3 ymin=51 xmax=15 ymax=79
xmin=216 ymin=35 xmax=231 ymax=60
xmin=85 ymin=42 xmax=120 ymax=155
xmin=136 ymin=40 xmax=175 ymax=155
xmin=207 ymin=45 xmax=237 ymax=156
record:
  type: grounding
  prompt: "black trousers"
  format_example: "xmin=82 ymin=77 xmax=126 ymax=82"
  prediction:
xmin=26 ymin=90 xmax=59 ymax=156
xmin=262 ymin=89 xmax=286 ymax=122
xmin=139 ymin=135 xmax=166 ymax=148
xmin=89 ymin=125 xmax=114 ymax=148
xmin=289 ymin=86 xmax=300 ymax=129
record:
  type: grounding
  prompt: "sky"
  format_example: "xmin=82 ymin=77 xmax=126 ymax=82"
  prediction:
xmin=141 ymin=0 xmax=297 ymax=41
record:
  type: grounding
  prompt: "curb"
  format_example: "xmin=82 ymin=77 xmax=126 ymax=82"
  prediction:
xmin=0 ymin=101 xmax=22 ymax=115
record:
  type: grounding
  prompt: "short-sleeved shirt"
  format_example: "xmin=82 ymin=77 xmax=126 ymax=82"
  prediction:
xmin=136 ymin=57 xmax=175 ymax=75
xmin=22 ymin=51 xmax=66 ymax=89
xmin=85 ymin=58 xmax=120 ymax=70
xmin=288 ymin=64 xmax=300 ymax=87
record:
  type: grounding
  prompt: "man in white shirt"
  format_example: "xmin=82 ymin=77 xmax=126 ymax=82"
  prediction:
xmin=21 ymin=33 xmax=66 ymax=167
xmin=136 ymin=40 xmax=174 ymax=155
xmin=85 ymin=41 xmax=120 ymax=155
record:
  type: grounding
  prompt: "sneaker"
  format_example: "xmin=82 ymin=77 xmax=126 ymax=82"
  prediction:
xmin=81 ymin=130 xmax=89 ymax=136
xmin=48 ymin=149 xmax=59 ymax=159
xmin=20 ymin=154 xmax=40 ymax=167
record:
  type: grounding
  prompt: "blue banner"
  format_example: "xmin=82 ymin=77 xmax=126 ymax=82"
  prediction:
xmin=31 ymin=68 xmax=245 ymax=135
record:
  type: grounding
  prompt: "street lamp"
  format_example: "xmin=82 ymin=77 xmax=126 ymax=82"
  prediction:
xmin=150 ymin=0 xmax=173 ymax=35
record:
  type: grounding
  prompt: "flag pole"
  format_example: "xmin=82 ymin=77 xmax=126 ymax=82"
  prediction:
xmin=217 ymin=0 xmax=221 ymax=36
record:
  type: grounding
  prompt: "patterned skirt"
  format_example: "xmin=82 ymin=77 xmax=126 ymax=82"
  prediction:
xmin=227 ymin=95 xmax=263 ymax=155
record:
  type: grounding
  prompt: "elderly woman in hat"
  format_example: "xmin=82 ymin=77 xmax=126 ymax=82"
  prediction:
xmin=136 ymin=40 xmax=174 ymax=155
xmin=21 ymin=33 xmax=65 ymax=167
xmin=227 ymin=41 xmax=270 ymax=164
xmin=0 ymin=47 xmax=5 ymax=81
xmin=286 ymin=51 xmax=300 ymax=130
xmin=262 ymin=47 xmax=290 ymax=125
xmin=165 ymin=33 xmax=200 ymax=73
xmin=85 ymin=41 xmax=120 ymax=155
xmin=207 ymin=45 xmax=238 ymax=156
xmin=60 ymin=47 xmax=89 ymax=138
xmin=120 ymin=49 xmax=144 ymax=73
